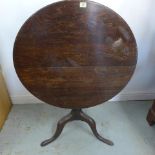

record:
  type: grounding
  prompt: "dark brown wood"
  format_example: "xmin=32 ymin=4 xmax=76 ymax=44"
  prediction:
xmin=13 ymin=0 xmax=137 ymax=147
xmin=147 ymin=101 xmax=155 ymax=126
xmin=13 ymin=0 xmax=137 ymax=109
xmin=41 ymin=109 xmax=113 ymax=146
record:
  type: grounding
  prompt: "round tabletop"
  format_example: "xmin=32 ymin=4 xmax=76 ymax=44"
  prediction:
xmin=13 ymin=0 xmax=137 ymax=109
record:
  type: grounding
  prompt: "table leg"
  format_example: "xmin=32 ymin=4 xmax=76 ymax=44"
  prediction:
xmin=41 ymin=109 xmax=113 ymax=146
xmin=147 ymin=101 xmax=155 ymax=126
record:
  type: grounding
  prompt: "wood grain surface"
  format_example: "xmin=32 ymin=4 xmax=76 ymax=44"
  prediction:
xmin=13 ymin=0 xmax=137 ymax=108
xmin=0 ymin=71 xmax=12 ymax=129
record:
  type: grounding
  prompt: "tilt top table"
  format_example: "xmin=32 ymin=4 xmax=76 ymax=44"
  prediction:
xmin=13 ymin=0 xmax=137 ymax=146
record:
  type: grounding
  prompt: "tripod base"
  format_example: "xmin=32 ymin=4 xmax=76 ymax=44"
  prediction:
xmin=41 ymin=109 xmax=114 ymax=146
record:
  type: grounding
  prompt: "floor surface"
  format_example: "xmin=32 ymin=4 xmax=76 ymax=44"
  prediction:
xmin=0 ymin=101 xmax=155 ymax=155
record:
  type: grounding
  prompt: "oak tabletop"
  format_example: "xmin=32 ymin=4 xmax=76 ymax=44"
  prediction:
xmin=13 ymin=1 xmax=137 ymax=108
